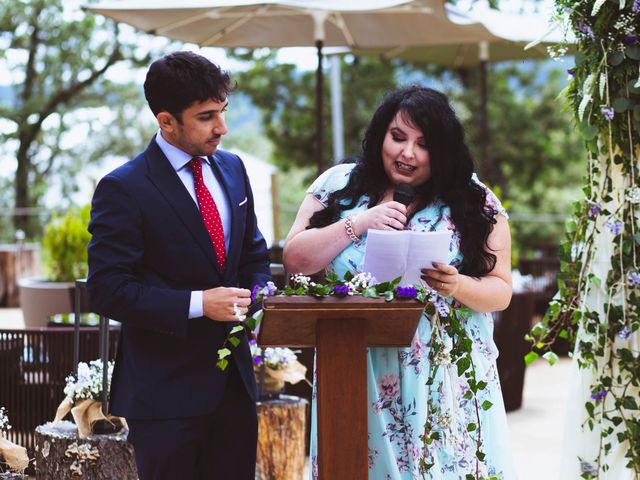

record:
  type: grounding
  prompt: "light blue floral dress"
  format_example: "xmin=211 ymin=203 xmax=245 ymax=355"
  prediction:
xmin=307 ymin=163 xmax=517 ymax=480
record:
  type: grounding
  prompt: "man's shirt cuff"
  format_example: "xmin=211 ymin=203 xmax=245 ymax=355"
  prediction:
xmin=189 ymin=290 xmax=204 ymax=319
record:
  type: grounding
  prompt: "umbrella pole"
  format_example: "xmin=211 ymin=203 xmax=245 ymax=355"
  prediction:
xmin=315 ymin=39 xmax=324 ymax=176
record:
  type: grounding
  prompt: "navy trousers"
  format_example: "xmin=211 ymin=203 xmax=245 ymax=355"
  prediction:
xmin=127 ymin=361 xmax=258 ymax=480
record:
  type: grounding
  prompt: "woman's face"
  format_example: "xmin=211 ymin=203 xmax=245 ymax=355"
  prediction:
xmin=381 ymin=111 xmax=431 ymax=189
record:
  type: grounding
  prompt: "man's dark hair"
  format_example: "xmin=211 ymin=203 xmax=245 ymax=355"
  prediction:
xmin=144 ymin=51 xmax=232 ymax=122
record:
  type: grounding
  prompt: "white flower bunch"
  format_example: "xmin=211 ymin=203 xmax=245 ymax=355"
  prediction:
xmin=262 ymin=347 xmax=298 ymax=370
xmin=63 ymin=360 xmax=114 ymax=402
xmin=0 ymin=407 xmax=12 ymax=434
xmin=347 ymin=272 xmax=378 ymax=293
xmin=290 ymin=273 xmax=311 ymax=288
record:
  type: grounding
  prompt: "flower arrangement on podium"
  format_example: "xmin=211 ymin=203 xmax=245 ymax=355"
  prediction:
xmin=216 ymin=271 xmax=493 ymax=476
xmin=53 ymin=360 xmax=126 ymax=438
xmin=0 ymin=407 xmax=29 ymax=474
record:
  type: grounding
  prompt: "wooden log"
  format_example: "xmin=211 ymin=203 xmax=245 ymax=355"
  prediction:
xmin=0 ymin=473 xmax=26 ymax=479
xmin=256 ymin=395 xmax=308 ymax=480
xmin=34 ymin=421 xmax=136 ymax=480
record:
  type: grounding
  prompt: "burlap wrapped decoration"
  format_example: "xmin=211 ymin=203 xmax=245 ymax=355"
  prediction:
xmin=256 ymin=360 xmax=311 ymax=394
xmin=0 ymin=435 xmax=29 ymax=473
xmin=53 ymin=397 xmax=127 ymax=439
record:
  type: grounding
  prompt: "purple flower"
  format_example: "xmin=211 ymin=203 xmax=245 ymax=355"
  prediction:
xmin=590 ymin=390 xmax=606 ymax=400
xmin=435 ymin=298 xmax=450 ymax=317
xmin=624 ymin=35 xmax=638 ymax=44
xmin=587 ymin=202 xmax=601 ymax=219
xmin=618 ymin=325 xmax=632 ymax=340
xmin=580 ymin=461 xmax=597 ymax=475
xmin=260 ymin=281 xmax=277 ymax=297
xmin=251 ymin=284 xmax=261 ymax=302
xmin=253 ymin=356 xmax=263 ymax=365
xmin=566 ymin=68 xmax=575 ymax=77
xmin=607 ymin=220 xmax=624 ymax=235
xmin=627 ymin=271 xmax=640 ymax=287
xmin=395 ymin=285 xmax=418 ymax=299
xmin=333 ymin=284 xmax=350 ymax=297
xmin=601 ymin=107 xmax=615 ymax=121
xmin=633 ymin=0 xmax=640 ymax=14
xmin=575 ymin=18 xmax=595 ymax=39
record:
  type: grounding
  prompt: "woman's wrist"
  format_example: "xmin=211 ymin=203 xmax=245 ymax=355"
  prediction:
xmin=344 ymin=214 xmax=360 ymax=242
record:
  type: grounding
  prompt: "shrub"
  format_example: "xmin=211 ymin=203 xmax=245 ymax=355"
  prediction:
xmin=42 ymin=205 xmax=91 ymax=282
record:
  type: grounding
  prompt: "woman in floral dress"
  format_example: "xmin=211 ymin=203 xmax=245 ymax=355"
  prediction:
xmin=283 ymin=87 xmax=516 ymax=479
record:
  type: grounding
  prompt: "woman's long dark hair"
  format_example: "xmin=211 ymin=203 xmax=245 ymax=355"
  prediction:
xmin=308 ymin=86 xmax=498 ymax=277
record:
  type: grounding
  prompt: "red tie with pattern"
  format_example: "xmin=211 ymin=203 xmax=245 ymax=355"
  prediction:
xmin=188 ymin=158 xmax=226 ymax=270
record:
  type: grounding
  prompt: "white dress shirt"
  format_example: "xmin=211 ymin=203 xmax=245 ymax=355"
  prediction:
xmin=155 ymin=130 xmax=231 ymax=319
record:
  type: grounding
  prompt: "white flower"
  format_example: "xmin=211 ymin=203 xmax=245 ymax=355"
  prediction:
xmin=626 ymin=187 xmax=640 ymax=204
xmin=290 ymin=273 xmax=311 ymax=288
xmin=63 ymin=360 xmax=114 ymax=402
xmin=434 ymin=347 xmax=452 ymax=367
xmin=262 ymin=347 xmax=298 ymax=370
xmin=0 ymin=407 xmax=12 ymax=433
xmin=347 ymin=272 xmax=378 ymax=292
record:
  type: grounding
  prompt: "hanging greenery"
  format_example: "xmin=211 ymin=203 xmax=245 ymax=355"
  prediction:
xmin=528 ymin=0 xmax=640 ymax=476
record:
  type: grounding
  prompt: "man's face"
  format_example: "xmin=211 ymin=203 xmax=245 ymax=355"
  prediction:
xmin=161 ymin=97 xmax=228 ymax=157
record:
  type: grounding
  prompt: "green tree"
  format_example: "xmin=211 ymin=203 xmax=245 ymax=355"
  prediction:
xmin=229 ymin=50 xmax=398 ymax=172
xmin=0 ymin=0 xmax=155 ymax=238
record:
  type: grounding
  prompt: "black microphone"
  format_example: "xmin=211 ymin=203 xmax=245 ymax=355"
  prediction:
xmin=393 ymin=183 xmax=414 ymax=206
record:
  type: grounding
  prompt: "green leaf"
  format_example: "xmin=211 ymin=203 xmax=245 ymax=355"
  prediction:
xmin=625 ymin=45 xmax=640 ymax=60
xmin=481 ymin=400 xmax=493 ymax=410
xmin=362 ymin=287 xmax=380 ymax=298
xmin=230 ymin=325 xmax=244 ymax=334
xmin=456 ymin=356 xmax=471 ymax=375
xmin=609 ymin=51 xmax=624 ymax=66
xmin=578 ymin=123 xmax=598 ymax=140
xmin=467 ymin=423 xmax=477 ymax=432
xmin=229 ymin=336 xmax=240 ymax=347
xmin=559 ymin=329 xmax=569 ymax=339
xmin=216 ymin=358 xmax=229 ymax=371
xmin=217 ymin=348 xmax=232 ymax=359
xmin=612 ymin=97 xmax=630 ymax=112
xmin=543 ymin=351 xmax=559 ymax=366
xmin=575 ymin=51 xmax=587 ymax=67
xmin=344 ymin=271 xmax=354 ymax=282
xmin=524 ymin=351 xmax=539 ymax=365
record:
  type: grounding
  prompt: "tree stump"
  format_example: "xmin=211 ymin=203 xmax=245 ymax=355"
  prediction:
xmin=256 ymin=395 xmax=308 ymax=480
xmin=0 ymin=473 xmax=27 ymax=479
xmin=34 ymin=421 xmax=136 ymax=480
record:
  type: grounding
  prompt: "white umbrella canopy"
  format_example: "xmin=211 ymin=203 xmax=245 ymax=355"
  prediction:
xmin=353 ymin=6 xmax=570 ymax=66
xmin=84 ymin=0 xmax=512 ymax=173
xmin=85 ymin=0 xmax=502 ymax=49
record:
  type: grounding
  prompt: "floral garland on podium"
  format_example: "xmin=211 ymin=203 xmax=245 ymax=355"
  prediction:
xmin=217 ymin=272 xmax=495 ymax=478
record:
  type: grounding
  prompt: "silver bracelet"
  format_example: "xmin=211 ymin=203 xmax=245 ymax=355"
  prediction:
xmin=344 ymin=215 xmax=359 ymax=242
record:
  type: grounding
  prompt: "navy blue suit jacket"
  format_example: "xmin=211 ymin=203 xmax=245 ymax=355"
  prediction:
xmin=87 ymin=138 xmax=271 ymax=420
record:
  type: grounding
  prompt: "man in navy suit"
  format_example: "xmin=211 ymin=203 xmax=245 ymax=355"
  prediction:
xmin=87 ymin=51 xmax=271 ymax=480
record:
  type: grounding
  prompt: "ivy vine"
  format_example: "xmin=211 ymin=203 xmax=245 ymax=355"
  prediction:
xmin=528 ymin=0 xmax=640 ymax=476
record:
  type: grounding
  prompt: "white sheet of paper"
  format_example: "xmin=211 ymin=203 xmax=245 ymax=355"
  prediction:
xmin=362 ymin=229 xmax=453 ymax=285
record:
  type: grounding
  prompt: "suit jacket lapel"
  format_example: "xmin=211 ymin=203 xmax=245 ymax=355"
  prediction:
xmin=210 ymin=153 xmax=239 ymax=281
xmin=144 ymin=140 xmax=221 ymax=274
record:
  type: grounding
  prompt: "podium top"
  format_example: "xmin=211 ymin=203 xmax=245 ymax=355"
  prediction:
xmin=259 ymin=295 xmax=424 ymax=348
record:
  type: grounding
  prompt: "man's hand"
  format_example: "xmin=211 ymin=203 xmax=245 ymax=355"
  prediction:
xmin=203 ymin=287 xmax=252 ymax=322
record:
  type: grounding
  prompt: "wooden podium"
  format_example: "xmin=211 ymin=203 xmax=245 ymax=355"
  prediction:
xmin=260 ymin=296 xmax=424 ymax=480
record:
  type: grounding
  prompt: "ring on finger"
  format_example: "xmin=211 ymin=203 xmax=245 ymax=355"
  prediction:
xmin=232 ymin=302 xmax=246 ymax=322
